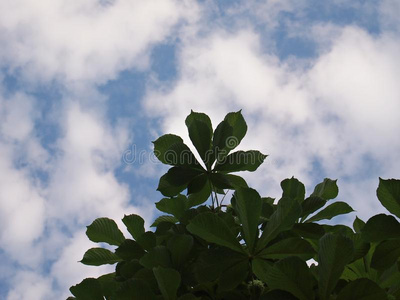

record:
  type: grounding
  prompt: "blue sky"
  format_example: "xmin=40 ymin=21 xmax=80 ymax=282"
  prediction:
xmin=0 ymin=0 xmax=400 ymax=298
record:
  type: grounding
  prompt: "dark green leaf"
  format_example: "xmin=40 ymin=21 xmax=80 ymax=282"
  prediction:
xmin=318 ymin=233 xmax=354 ymax=300
xmin=187 ymin=181 xmax=211 ymax=207
xmin=281 ymin=177 xmax=305 ymax=202
xmin=261 ymin=256 xmax=316 ymax=300
xmin=187 ymin=174 xmax=208 ymax=194
xmin=97 ymin=273 xmax=120 ymax=298
xmin=212 ymin=120 xmax=233 ymax=163
xmin=167 ymin=234 xmax=194 ymax=268
xmin=156 ymin=195 xmax=188 ymax=220
xmin=218 ymin=260 xmax=249 ymax=292
xmin=252 ymin=258 xmax=272 ymax=282
xmin=162 ymin=141 xmax=203 ymax=169
xmin=115 ymin=239 xmax=146 ymax=261
xmin=371 ymin=238 xmax=400 ymax=270
xmin=86 ymin=217 xmax=125 ymax=246
xmin=153 ymin=266 xmax=181 ymax=300
xmin=257 ymin=197 xmax=302 ymax=251
xmin=186 ymin=212 xmax=244 ymax=253
xmin=377 ymin=178 xmax=400 ymax=218
xmin=234 ymin=187 xmax=262 ymax=252
xmin=140 ymin=246 xmax=171 ymax=269
xmin=301 ymin=196 xmax=326 ymax=219
xmin=311 ymin=178 xmax=339 ymax=200
xmin=257 ymin=237 xmax=315 ymax=260
xmin=336 ymin=278 xmax=387 ymax=300
xmin=122 ymin=214 xmax=145 ymax=241
xmin=80 ymin=248 xmax=121 ymax=266
xmin=348 ymin=233 xmax=370 ymax=262
xmin=157 ymin=171 xmax=188 ymax=197
xmin=213 ymin=150 xmax=267 ymax=173
xmin=136 ymin=231 xmax=156 ymax=251
xmin=224 ymin=110 xmax=247 ymax=150
xmin=153 ymin=134 xmax=183 ymax=164
xmin=361 ymin=214 xmax=400 ymax=242
xmin=115 ymin=279 xmax=156 ymax=300
xmin=70 ymin=278 xmax=104 ymax=300
xmin=353 ymin=216 xmax=366 ymax=233
xmin=306 ymin=201 xmax=354 ymax=223
xmin=292 ymin=223 xmax=325 ymax=239
xmin=209 ymin=172 xmax=234 ymax=189
xmin=150 ymin=215 xmax=178 ymax=227
xmin=224 ymin=174 xmax=248 ymax=188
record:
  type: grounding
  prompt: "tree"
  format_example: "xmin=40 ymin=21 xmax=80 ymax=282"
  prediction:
xmin=68 ymin=110 xmax=400 ymax=300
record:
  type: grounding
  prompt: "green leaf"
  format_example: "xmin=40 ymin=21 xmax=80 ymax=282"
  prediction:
xmin=361 ymin=214 xmax=400 ymax=242
xmin=257 ymin=237 xmax=315 ymax=260
xmin=281 ymin=177 xmax=305 ymax=202
xmin=70 ymin=278 xmax=104 ymax=300
xmin=156 ymin=195 xmax=188 ymax=220
xmin=234 ymin=187 xmax=262 ymax=252
xmin=186 ymin=212 xmax=244 ymax=254
xmin=311 ymin=178 xmax=339 ymax=200
xmin=213 ymin=150 xmax=267 ymax=173
xmin=187 ymin=174 xmax=208 ymax=194
xmin=136 ymin=231 xmax=157 ymax=251
xmin=218 ymin=260 xmax=249 ymax=292
xmin=185 ymin=111 xmax=213 ymax=166
xmin=150 ymin=215 xmax=178 ymax=227
xmin=260 ymin=256 xmax=316 ymax=300
xmin=353 ymin=216 xmax=366 ymax=233
xmin=252 ymin=258 xmax=272 ymax=282
xmin=158 ymin=140 xmax=203 ymax=170
xmin=257 ymin=197 xmax=302 ymax=251
xmin=318 ymin=233 xmax=354 ymax=300
xmin=187 ymin=180 xmax=211 ymax=207
xmin=224 ymin=174 xmax=248 ymax=188
xmin=306 ymin=201 xmax=354 ymax=223
xmin=212 ymin=120 xmax=234 ymax=163
xmin=153 ymin=266 xmax=181 ymax=300
xmin=140 ymin=246 xmax=172 ymax=269
xmin=86 ymin=218 xmax=125 ymax=246
xmin=115 ymin=239 xmax=146 ymax=261
xmin=223 ymin=110 xmax=247 ymax=149
xmin=292 ymin=223 xmax=325 ymax=239
xmin=336 ymin=278 xmax=388 ymax=300
xmin=377 ymin=178 xmax=400 ymax=218
xmin=371 ymin=238 xmax=400 ymax=270
xmin=153 ymin=134 xmax=183 ymax=164
xmin=80 ymin=248 xmax=121 ymax=266
xmin=300 ymin=196 xmax=326 ymax=219
xmin=157 ymin=171 xmax=188 ymax=197
xmin=167 ymin=234 xmax=194 ymax=268
xmin=209 ymin=172 xmax=234 ymax=189
xmin=97 ymin=273 xmax=120 ymax=298
xmin=115 ymin=279 xmax=156 ymax=300
xmin=122 ymin=214 xmax=145 ymax=241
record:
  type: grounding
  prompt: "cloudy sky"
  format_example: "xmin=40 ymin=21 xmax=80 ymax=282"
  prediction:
xmin=0 ymin=0 xmax=399 ymax=298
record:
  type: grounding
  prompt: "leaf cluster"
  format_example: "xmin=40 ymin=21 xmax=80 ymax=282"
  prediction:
xmin=68 ymin=111 xmax=400 ymax=300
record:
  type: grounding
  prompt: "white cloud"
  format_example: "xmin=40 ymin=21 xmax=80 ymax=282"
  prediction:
xmin=0 ymin=0 xmax=199 ymax=84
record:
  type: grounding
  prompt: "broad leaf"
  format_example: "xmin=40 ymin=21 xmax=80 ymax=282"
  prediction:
xmin=377 ymin=178 xmax=400 ymax=218
xmin=115 ymin=239 xmax=146 ymax=261
xmin=86 ymin=218 xmax=125 ymax=246
xmin=224 ymin=110 xmax=247 ymax=149
xmin=261 ymin=256 xmax=316 ymax=300
xmin=186 ymin=212 xmax=244 ymax=253
xmin=80 ymin=248 xmax=121 ymax=266
xmin=234 ymin=187 xmax=262 ymax=252
xmin=115 ymin=279 xmax=155 ymax=300
xmin=70 ymin=278 xmax=104 ymax=300
xmin=257 ymin=237 xmax=315 ymax=260
xmin=163 ymin=142 xmax=203 ymax=170
xmin=150 ymin=215 xmax=178 ymax=227
xmin=157 ymin=170 xmax=189 ymax=197
xmin=353 ymin=216 xmax=365 ymax=233
xmin=156 ymin=195 xmax=188 ymax=220
xmin=122 ymin=214 xmax=145 ymax=241
xmin=318 ymin=233 xmax=354 ymax=300
xmin=252 ymin=258 xmax=272 ymax=282
xmin=140 ymin=246 xmax=172 ymax=269
xmin=336 ymin=278 xmax=387 ymax=300
xmin=361 ymin=214 xmax=400 ymax=242
xmin=257 ymin=197 xmax=302 ymax=251
xmin=212 ymin=120 xmax=233 ymax=163
xmin=371 ymin=238 xmax=400 ymax=270
xmin=167 ymin=234 xmax=194 ymax=268
xmin=187 ymin=180 xmax=211 ymax=207
xmin=153 ymin=266 xmax=181 ymax=300
xmin=311 ymin=178 xmax=338 ymax=200
xmin=136 ymin=231 xmax=156 ymax=251
xmin=218 ymin=260 xmax=249 ymax=292
xmin=152 ymin=134 xmax=184 ymax=165
xmin=292 ymin=223 xmax=325 ymax=239
xmin=209 ymin=172 xmax=234 ymax=189
xmin=306 ymin=201 xmax=354 ymax=223
xmin=224 ymin=174 xmax=248 ymax=188
xmin=213 ymin=150 xmax=267 ymax=173
xmin=281 ymin=177 xmax=305 ymax=202
xmin=187 ymin=174 xmax=208 ymax=194
xmin=300 ymin=196 xmax=326 ymax=219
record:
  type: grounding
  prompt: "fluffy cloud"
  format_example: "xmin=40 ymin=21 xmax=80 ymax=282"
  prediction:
xmin=0 ymin=0 xmax=199 ymax=84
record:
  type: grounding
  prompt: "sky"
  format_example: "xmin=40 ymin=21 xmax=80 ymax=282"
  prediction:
xmin=0 ymin=0 xmax=399 ymax=298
